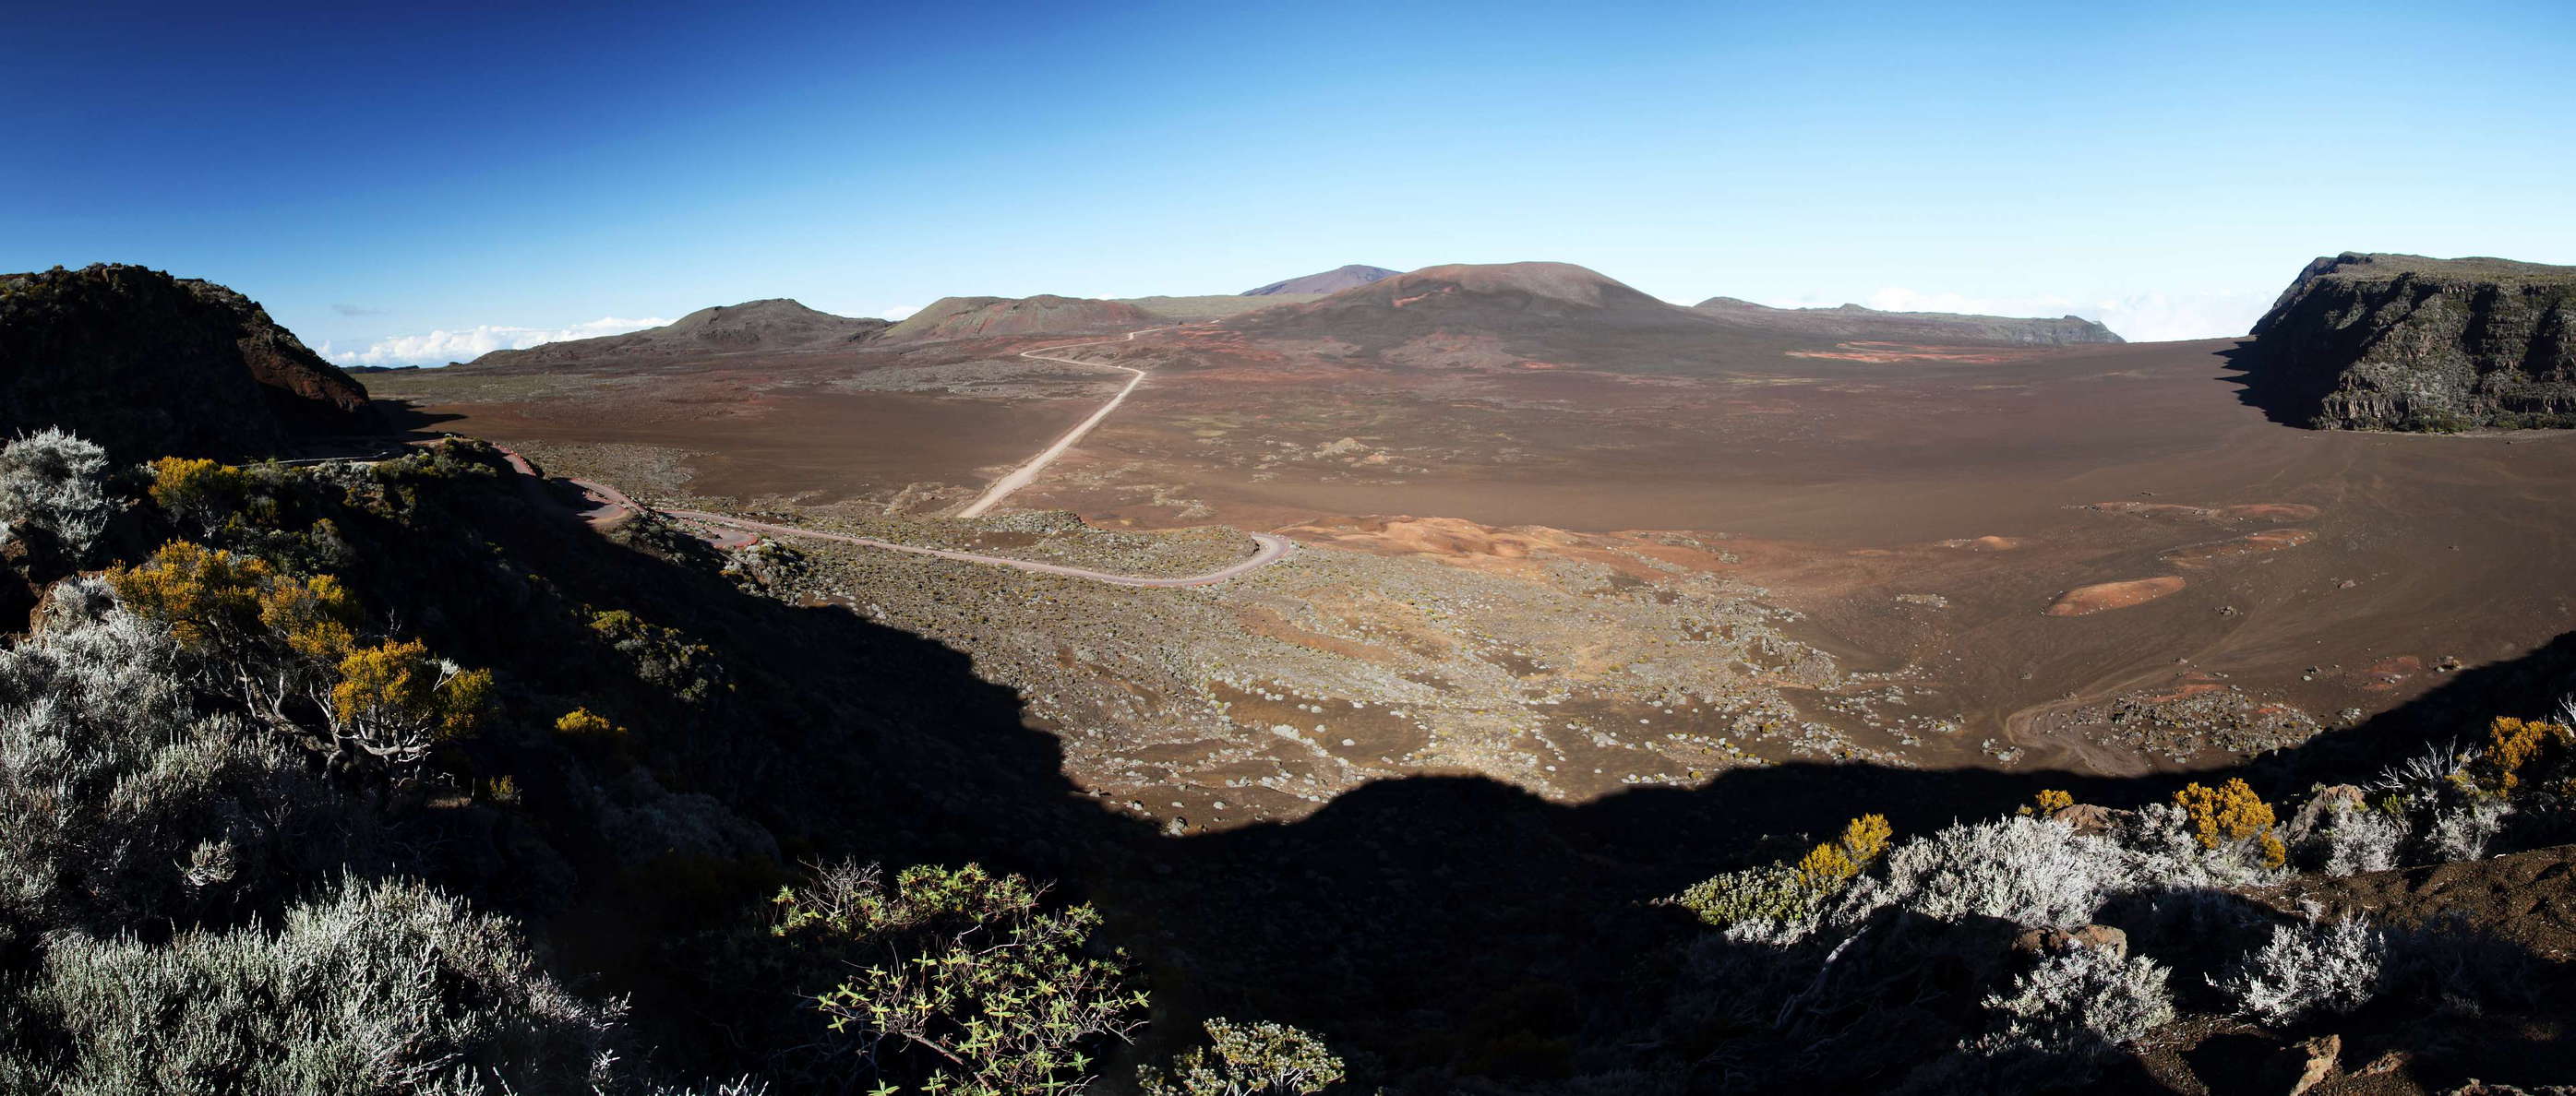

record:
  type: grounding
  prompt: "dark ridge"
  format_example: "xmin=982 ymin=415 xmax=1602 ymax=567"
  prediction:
xmin=0 ymin=263 xmax=381 ymax=459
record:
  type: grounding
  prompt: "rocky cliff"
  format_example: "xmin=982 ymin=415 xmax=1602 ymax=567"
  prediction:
xmin=0 ymin=264 xmax=381 ymax=459
xmin=2247 ymin=252 xmax=2576 ymax=430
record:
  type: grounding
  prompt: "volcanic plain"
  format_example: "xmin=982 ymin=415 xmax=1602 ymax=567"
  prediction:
xmin=365 ymin=262 xmax=2576 ymax=830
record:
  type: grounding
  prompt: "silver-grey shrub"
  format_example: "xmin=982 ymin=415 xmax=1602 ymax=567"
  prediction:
xmin=2426 ymin=798 xmax=2511 ymax=862
xmin=0 ymin=427 xmax=114 ymax=558
xmin=2215 ymin=916 xmax=2386 ymax=1024
xmin=0 ymin=876 xmax=624 ymax=1095
xmin=0 ymin=591 xmax=356 ymax=933
xmin=1833 ymin=816 xmax=2121 ymax=930
xmin=1973 ymin=946 xmax=2175 ymax=1056
xmin=2319 ymin=807 xmax=2409 ymax=876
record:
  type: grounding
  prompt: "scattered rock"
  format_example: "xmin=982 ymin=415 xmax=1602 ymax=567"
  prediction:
xmin=2290 ymin=1033 xmax=2341 ymax=1096
xmin=2050 ymin=803 xmax=2135 ymax=837
xmin=2284 ymin=785 xmax=2367 ymax=846
xmin=2010 ymin=923 xmax=2128 ymax=961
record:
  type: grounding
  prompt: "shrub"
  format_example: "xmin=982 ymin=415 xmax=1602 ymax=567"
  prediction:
xmin=2318 ymin=806 xmax=2408 ymax=876
xmin=555 ymin=707 xmax=631 ymax=757
xmin=1674 ymin=815 xmax=1893 ymax=935
xmin=780 ymin=862 xmax=1146 ymax=1095
xmin=146 ymin=455 xmax=248 ymax=530
xmin=590 ymin=608 xmax=728 ymax=703
xmin=1838 ymin=816 xmax=2119 ymax=929
xmin=0 ymin=595 xmax=359 ymax=932
xmin=2215 ymin=916 xmax=2386 ymax=1024
xmin=1674 ymin=864 xmax=1823 ymax=931
xmin=0 ymin=427 xmax=114 ymax=558
xmin=110 ymin=541 xmax=493 ymax=775
xmin=1972 ymin=947 xmax=2175 ymax=1058
xmin=0 ymin=876 xmax=624 ymax=1095
xmin=2426 ymin=798 xmax=2511 ymax=861
xmin=1839 ymin=813 xmax=1894 ymax=864
xmin=2175 ymin=779 xmax=2285 ymax=867
xmin=2372 ymin=738 xmax=2467 ymax=794
xmin=1796 ymin=842 xmax=1860 ymax=887
xmin=2483 ymin=716 xmax=2572 ymax=792
xmin=557 ymin=707 xmax=618 ymax=738
xmin=107 ymin=540 xmax=286 ymax=653
xmin=329 ymin=638 xmax=492 ymax=767
xmin=2174 ymin=778 xmax=2272 ymax=848
xmin=1137 ymin=1019 xmax=1347 ymax=1096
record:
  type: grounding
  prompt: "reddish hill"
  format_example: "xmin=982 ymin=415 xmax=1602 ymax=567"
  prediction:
xmin=881 ymin=294 xmax=1154 ymax=343
xmin=0 ymin=264 xmax=380 ymax=459
xmin=470 ymin=299 xmax=888 ymax=369
xmin=1230 ymin=262 xmax=1709 ymax=333
xmin=1218 ymin=261 xmax=1774 ymax=372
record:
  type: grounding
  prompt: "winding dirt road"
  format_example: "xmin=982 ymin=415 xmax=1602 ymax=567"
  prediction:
xmin=953 ymin=328 xmax=1166 ymax=518
xmin=497 ymin=337 xmax=1300 ymax=588
xmin=664 ymin=507 xmax=1296 ymax=588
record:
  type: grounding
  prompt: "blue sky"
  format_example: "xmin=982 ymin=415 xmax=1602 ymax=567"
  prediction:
xmin=6 ymin=0 xmax=2571 ymax=363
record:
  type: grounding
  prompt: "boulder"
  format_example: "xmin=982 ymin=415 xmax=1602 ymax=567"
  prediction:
xmin=2050 ymin=803 xmax=2136 ymax=837
xmin=2010 ymin=923 xmax=2129 ymax=962
xmin=2285 ymin=784 xmax=2369 ymax=846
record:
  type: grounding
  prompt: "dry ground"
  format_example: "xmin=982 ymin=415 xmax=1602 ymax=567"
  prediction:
xmin=366 ymin=328 xmax=2576 ymax=828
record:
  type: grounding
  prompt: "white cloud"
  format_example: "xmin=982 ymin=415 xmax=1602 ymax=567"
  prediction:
xmin=879 ymin=304 xmax=921 ymax=321
xmin=324 ymin=316 xmax=671 ymax=367
xmin=1752 ymin=287 xmax=2274 ymax=343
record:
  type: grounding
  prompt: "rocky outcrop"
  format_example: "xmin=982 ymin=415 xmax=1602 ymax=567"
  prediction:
xmin=470 ymin=299 xmax=888 ymax=368
xmin=2247 ymin=252 xmax=2576 ymax=430
xmin=0 ymin=264 xmax=381 ymax=459
xmin=1690 ymin=297 xmax=2125 ymax=345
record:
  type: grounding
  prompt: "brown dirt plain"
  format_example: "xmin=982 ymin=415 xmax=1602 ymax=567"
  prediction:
xmin=368 ymin=322 xmax=2576 ymax=826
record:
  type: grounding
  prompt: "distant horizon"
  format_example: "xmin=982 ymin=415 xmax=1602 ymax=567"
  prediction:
xmin=297 ymin=255 xmax=2209 ymax=369
xmin=8 ymin=0 xmax=2571 ymax=365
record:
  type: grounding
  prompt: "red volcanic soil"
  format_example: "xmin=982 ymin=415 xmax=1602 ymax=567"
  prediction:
xmin=373 ymin=316 xmax=2576 ymax=776
xmin=2047 ymin=577 xmax=2187 ymax=616
xmin=1048 ymin=332 xmax=2576 ymax=768
xmin=422 ymin=392 xmax=1102 ymax=506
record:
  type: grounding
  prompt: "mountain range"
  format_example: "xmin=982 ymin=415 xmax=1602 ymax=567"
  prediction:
xmin=455 ymin=261 xmax=2134 ymax=367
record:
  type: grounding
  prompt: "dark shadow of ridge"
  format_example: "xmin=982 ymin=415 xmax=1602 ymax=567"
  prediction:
xmin=1117 ymin=625 xmax=2576 ymax=1090
xmin=2215 ymin=338 xmax=2330 ymax=427
xmin=370 ymin=446 xmax=2576 ymax=1092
